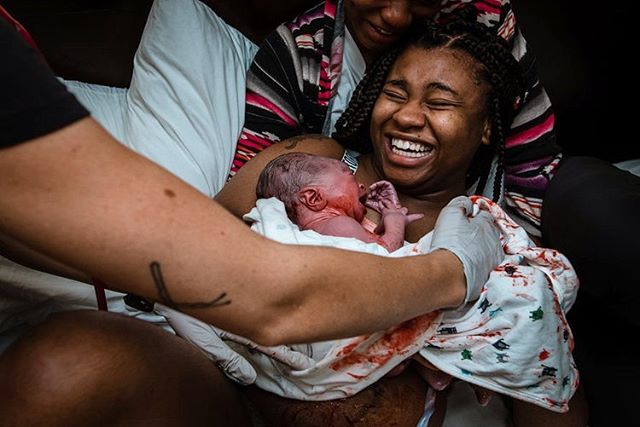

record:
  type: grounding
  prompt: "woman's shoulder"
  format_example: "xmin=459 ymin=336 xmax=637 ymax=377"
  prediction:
xmin=216 ymin=134 xmax=345 ymax=218
xmin=275 ymin=134 xmax=345 ymax=158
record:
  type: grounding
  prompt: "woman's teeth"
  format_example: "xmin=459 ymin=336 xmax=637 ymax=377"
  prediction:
xmin=390 ymin=138 xmax=433 ymax=158
xmin=374 ymin=26 xmax=392 ymax=36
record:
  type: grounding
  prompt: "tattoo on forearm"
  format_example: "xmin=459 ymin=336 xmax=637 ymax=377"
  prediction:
xmin=150 ymin=261 xmax=231 ymax=309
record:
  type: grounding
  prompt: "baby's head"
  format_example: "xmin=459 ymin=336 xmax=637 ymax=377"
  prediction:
xmin=257 ymin=152 xmax=367 ymax=224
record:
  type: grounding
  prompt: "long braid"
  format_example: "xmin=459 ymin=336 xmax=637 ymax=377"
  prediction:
xmin=333 ymin=48 xmax=402 ymax=152
xmin=439 ymin=19 xmax=523 ymax=198
xmin=334 ymin=11 xmax=524 ymax=198
xmin=490 ymin=96 xmax=506 ymax=202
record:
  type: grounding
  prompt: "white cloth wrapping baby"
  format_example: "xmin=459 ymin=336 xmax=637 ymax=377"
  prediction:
xmin=162 ymin=196 xmax=579 ymax=412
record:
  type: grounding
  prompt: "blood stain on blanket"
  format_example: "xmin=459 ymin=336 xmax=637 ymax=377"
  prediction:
xmin=533 ymin=250 xmax=565 ymax=273
xmin=539 ymin=348 xmax=551 ymax=361
xmin=330 ymin=312 xmax=439 ymax=372
xmin=496 ymin=264 xmax=530 ymax=286
xmin=336 ymin=336 xmax=370 ymax=357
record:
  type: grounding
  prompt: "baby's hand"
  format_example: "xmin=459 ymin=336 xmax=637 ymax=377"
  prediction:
xmin=374 ymin=200 xmax=423 ymax=235
xmin=366 ymin=180 xmax=401 ymax=213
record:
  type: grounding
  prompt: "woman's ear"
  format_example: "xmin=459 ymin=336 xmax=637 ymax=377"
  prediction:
xmin=298 ymin=186 xmax=328 ymax=211
xmin=481 ymin=119 xmax=491 ymax=146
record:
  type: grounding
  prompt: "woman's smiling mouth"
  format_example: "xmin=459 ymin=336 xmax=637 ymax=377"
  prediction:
xmin=366 ymin=21 xmax=398 ymax=41
xmin=389 ymin=137 xmax=434 ymax=158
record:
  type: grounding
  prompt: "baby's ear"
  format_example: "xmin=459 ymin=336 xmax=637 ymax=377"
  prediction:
xmin=299 ymin=186 xmax=327 ymax=211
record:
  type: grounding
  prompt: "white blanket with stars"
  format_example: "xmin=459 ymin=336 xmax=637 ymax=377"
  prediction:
xmin=177 ymin=196 xmax=579 ymax=412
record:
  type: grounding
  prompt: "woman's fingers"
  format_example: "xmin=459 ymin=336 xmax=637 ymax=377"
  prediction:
xmin=471 ymin=384 xmax=494 ymax=406
xmin=412 ymin=360 xmax=452 ymax=391
xmin=413 ymin=356 xmax=494 ymax=406
xmin=385 ymin=359 xmax=411 ymax=377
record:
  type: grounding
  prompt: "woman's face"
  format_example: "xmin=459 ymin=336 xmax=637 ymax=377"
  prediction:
xmin=344 ymin=0 xmax=442 ymax=64
xmin=369 ymin=46 xmax=491 ymax=196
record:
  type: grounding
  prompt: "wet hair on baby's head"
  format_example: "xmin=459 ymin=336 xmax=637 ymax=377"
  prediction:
xmin=257 ymin=151 xmax=329 ymax=222
xmin=333 ymin=10 xmax=525 ymax=201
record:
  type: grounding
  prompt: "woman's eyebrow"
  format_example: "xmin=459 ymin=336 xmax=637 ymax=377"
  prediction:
xmin=384 ymin=79 xmax=407 ymax=89
xmin=426 ymin=81 xmax=459 ymax=96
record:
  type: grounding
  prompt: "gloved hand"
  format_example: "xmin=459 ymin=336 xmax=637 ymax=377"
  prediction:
xmin=154 ymin=303 xmax=257 ymax=385
xmin=429 ymin=196 xmax=504 ymax=305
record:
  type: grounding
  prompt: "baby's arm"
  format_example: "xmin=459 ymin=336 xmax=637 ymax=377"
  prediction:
xmin=366 ymin=181 xmax=423 ymax=251
xmin=375 ymin=204 xmax=414 ymax=252
xmin=315 ymin=214 xmax=404 ymax=251
xmin=316 ymin=181 xmax=421 ymax=251
xmin=314 ymin=216 xmax=386 ymax=246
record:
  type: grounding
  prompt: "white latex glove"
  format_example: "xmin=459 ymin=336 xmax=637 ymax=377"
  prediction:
xmin=429 ymin=196 xmax=504 ymax=305
xmin=154 ymin=303 xmax=257 ymax=385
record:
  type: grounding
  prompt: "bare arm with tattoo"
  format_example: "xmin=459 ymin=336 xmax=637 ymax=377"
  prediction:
xmin=0 ymin=118 xmax=477 ymax=345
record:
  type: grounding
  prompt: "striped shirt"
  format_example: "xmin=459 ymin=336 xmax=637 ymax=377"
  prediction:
xmin=231 ymin=0 xmax=562 ymax=235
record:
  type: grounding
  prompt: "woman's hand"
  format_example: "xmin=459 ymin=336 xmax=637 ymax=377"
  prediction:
xmin=430 ymin=196 xmax=504 ymax=306
xmin=412 ymin=356 xmax=494 ymax=406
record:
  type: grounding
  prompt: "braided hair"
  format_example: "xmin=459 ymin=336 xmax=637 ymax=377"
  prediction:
xmin=333 ymin=13 xmax=524 ymax=202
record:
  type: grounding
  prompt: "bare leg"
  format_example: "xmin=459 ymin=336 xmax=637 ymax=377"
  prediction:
xmin=511 ymin=385 xmax=588 ymax=427
xmin=0 ymin=310 xmax=250 ymax=427
xmin=243 ymin=366 xmax=432 ymax=426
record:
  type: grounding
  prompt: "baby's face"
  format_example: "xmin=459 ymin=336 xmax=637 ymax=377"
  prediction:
xmin=319 ymin=160 xmax=368 ymax=222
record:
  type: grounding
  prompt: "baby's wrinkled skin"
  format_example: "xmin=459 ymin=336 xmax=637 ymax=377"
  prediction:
xmin=265 ymin=155 xmax=423 ymax=251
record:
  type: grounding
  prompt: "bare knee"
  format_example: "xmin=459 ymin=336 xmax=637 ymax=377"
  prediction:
xmin=0 ymin=312 xmax=158 ymax=423
xmin=0 ymin=310 xmax=250 ymax=426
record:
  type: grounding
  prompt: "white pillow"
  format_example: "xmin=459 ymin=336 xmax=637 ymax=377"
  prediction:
xmin=62 ymin=79 xmax=128 ymax=143
xmin=63 ymin=0 xmax=258 ymax=197
xmin=125 ymin=0 xmax=258 ymax=196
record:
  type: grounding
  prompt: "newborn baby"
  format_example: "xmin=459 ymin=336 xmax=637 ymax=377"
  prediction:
xmin=256 ymin=152 xmax=422 ymax=251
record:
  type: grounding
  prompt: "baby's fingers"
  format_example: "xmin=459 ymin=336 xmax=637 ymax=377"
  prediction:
xmin=406 ymin=212 xmax=424 ymax=223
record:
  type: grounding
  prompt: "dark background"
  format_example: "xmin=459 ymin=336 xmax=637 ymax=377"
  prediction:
xmin=3 ymin=0 xmax=636 ymax=162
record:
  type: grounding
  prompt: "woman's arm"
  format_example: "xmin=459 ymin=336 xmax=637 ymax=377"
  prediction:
xmin=0 ymin=231 xmax=90 ymax=283
xmin=217 ymin=134 xmax=345 ymax=218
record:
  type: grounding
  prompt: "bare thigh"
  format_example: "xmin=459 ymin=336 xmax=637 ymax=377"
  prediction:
xmin=0 ymin=310 xmax=250 ymax=427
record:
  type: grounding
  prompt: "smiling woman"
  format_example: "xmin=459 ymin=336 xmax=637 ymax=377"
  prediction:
xmin=333 ymin=17 xmax=524 ymax=226
xmin=230 ymin=0 xmax=563 ymax=242
xmin=217 ymin=16 xmax=586 ymax=426
xmin=368 ymin=47 xmax=492 ymax=195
